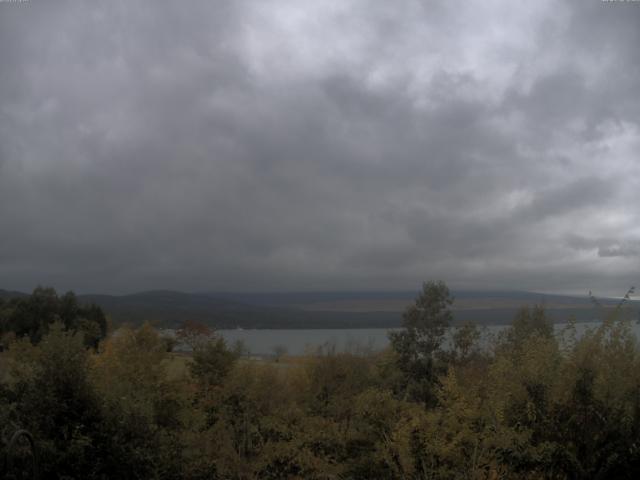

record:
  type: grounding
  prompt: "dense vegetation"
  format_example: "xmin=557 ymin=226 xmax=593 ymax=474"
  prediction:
xmin=1 ymin=282 xmax=640 ymax=479
xmin=0 ymin=287 xmax=108 ymax=347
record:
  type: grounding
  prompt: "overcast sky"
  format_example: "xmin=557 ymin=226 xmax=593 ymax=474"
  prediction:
xmin=1 ymin=0 xmax=640 ymax=295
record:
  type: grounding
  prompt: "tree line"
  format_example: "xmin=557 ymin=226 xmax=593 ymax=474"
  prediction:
xmin=0 ymin=287 xmax=107 ymax=347
xmin=1 ymin=282 xmax=640 ymax=479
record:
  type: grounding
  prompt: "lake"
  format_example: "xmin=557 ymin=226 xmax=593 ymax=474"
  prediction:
xmin=215 ymin=321 xmax=639 ymax=356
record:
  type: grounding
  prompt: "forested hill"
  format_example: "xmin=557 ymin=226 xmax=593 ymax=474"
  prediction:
xmin=0 ymin=289 xmax=28 ymax=299
xmin=2 ymin=288 xmax=635 ymax=329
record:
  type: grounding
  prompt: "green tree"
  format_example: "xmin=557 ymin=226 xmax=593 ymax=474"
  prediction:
xmin=7 ymin=287 xmax=60 ymax=343
xmin=389 ymin=280 xmax=453 ymax=407
xmin=508 ymin=305 xmax=553 ymax=347
xmin=0 ymin=287 xmax=107 ymax=347
xmin=451 ymin=321 xmax=482 ymax=363
xmin=4 ymin=323 xmax=105 ymax=478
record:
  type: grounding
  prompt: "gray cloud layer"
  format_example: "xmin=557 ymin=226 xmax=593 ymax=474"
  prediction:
xmin=1 ymin=0 xmax=640 ymax=295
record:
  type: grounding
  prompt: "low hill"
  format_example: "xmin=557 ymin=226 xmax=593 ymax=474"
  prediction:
xmin=3 ymin=288 xmax=635 ymax=329
xmin=0 ymin=289 xmax=29 ymax=300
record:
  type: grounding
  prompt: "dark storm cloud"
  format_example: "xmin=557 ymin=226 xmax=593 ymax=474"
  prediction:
xmin=1 ymin=0 xmax=640 ymax=295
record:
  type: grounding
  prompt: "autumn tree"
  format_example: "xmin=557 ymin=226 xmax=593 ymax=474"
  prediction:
xmin=92 ymin=323 xmax=186 ymax=478
xmin=190 ymin=336 xmax=238 ymax=391
xmin=176 ymin=319 xmax=214 ymax=350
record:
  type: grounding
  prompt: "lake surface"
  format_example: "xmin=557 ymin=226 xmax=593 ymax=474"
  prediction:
xmin=216 ymin=321 xmax=640 ymax=356
xmin=218 ymin=328 xmax=400 ymax=355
